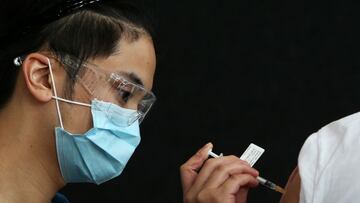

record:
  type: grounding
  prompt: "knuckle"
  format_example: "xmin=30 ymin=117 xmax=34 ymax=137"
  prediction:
xmin=224 ymin=155 xmax=249 ymax=165
xmin=197 ymin=190 xmax=212 ymax=202
xmin=221 ymin=155 xmax=238 ymax=163
xmin=238 ymin=159 xmax=250 ymax=166
xmin=203 ymin=158 xmax=216 ymax=168
xmin=215 ymin=163 xmax=227 ymax=173
xmin=180 ymin=164 xmax=191 ymax=173
xmin=180 ymin=164 xmax=187 ymax=171
xmin=228 ymin=155 xmax=239 ymax=160
xmin=235 ymin=163 xmax=247 ymax=171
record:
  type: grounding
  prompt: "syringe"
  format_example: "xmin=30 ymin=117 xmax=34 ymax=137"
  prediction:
xmin=208 ymin=151 xmax=285 ymax=194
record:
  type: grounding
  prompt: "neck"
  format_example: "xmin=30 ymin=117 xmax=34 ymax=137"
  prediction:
xmin=0 ymin=96 xmax=64 ymax=202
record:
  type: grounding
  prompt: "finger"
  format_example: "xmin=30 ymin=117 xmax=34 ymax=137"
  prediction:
xmin=180 ymin=142 xmax=213 ymax=193
xmin=203 ymin=161 xmax=259 ymax=188
xmin=220 ymin=174 xmax=259 ymax=195
xmin=191 ymin=155 xmax=249 ymax=192
xmin=235 ymin=188 xmax=249 ymax=203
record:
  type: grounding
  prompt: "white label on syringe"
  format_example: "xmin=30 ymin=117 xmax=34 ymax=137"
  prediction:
xmin=239 ymin=143 xmax=265 ymax=167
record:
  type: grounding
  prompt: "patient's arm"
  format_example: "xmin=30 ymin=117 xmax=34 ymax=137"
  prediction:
xmin=279 ymin=166 xmax=301 ymax=203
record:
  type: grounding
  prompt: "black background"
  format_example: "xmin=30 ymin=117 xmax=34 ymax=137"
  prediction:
xmin=61 ymin=0 xmax=360 ymax=202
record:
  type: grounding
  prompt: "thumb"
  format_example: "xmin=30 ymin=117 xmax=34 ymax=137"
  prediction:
xmin=180 ymin=142 xmax=213 ymax=193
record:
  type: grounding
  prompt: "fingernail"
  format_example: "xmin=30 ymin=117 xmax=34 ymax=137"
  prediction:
xmin=196 ymin=143 xmax=212 ymax=155
xmin=204 ymin=142 xmax=213 ymax=149
xmin=202 ymin=142 xmax=213 ymax=154
xmin=254 ymin=170 xmax=260 ymax=177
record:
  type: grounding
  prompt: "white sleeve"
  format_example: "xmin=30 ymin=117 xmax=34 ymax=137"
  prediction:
xmin=297 ymin=112 xmax=360 ymax=203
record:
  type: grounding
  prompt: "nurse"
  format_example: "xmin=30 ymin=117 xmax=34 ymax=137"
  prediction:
xmin=0 ymin=0 xmax=156 ymax=202
xmin=0 ymin=0 xmax=258 ymax=202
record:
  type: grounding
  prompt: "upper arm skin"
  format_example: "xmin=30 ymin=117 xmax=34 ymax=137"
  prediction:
xmin=279 ymin=167 xmax=301 ymax=203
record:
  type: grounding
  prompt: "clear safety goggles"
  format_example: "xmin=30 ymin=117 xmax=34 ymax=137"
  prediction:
xmin=60 ymin=55 xmax=156 ymax=126
xmin=15 ymin=54 xmax=156 ymax=126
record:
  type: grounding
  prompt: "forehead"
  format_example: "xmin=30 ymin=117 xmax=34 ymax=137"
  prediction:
xmin=90 ymin=36 xmax=156 ymax=91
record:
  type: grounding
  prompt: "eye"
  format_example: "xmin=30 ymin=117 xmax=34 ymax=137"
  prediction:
xmin=118 ymin=88 xmax=131 ymax=103
xmin=117 ymin=81 xmax=135 ymax=103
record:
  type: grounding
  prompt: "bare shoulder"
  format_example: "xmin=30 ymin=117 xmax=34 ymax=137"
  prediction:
xmin=279 ymin=167 xmax=300 ymax=203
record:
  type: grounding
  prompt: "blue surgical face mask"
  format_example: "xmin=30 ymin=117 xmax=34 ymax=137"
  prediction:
xmin=47 ymin=58 xmax=141 ymax=184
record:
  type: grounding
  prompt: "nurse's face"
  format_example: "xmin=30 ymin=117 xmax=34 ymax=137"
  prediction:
xmin=59 ymin=35 xmax=156 ymax=133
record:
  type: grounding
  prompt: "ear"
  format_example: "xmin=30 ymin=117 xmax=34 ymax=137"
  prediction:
xmin=22 ymin=53 xmax=54 ymax=102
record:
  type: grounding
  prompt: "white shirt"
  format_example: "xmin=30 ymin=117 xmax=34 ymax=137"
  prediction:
xmin=298 ymin=112 xmax=360 ymax=203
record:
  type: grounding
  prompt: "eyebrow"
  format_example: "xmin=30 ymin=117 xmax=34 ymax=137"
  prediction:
xmin=117 ymin=71 xmax=144 ymax=87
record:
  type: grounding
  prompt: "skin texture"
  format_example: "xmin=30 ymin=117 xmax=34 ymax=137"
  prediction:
xmin=181 ymin=143 xmax=260 ymax=203
xmin=279 ymin=167 xmax=301 ymax=203
xmin=0 ymin=35 xmax=156 ymax=203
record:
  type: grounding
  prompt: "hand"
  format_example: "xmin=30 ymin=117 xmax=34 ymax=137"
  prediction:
xmin=180 ymin=143 xmax=259 ymax=203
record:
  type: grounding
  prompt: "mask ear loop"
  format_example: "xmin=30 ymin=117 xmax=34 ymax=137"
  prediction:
xmin=47 ymin=58 xmax=64 ymax=129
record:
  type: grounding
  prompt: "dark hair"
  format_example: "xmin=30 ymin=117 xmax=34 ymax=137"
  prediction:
xmin=0 ymin=0 xmax=155 ymax=108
